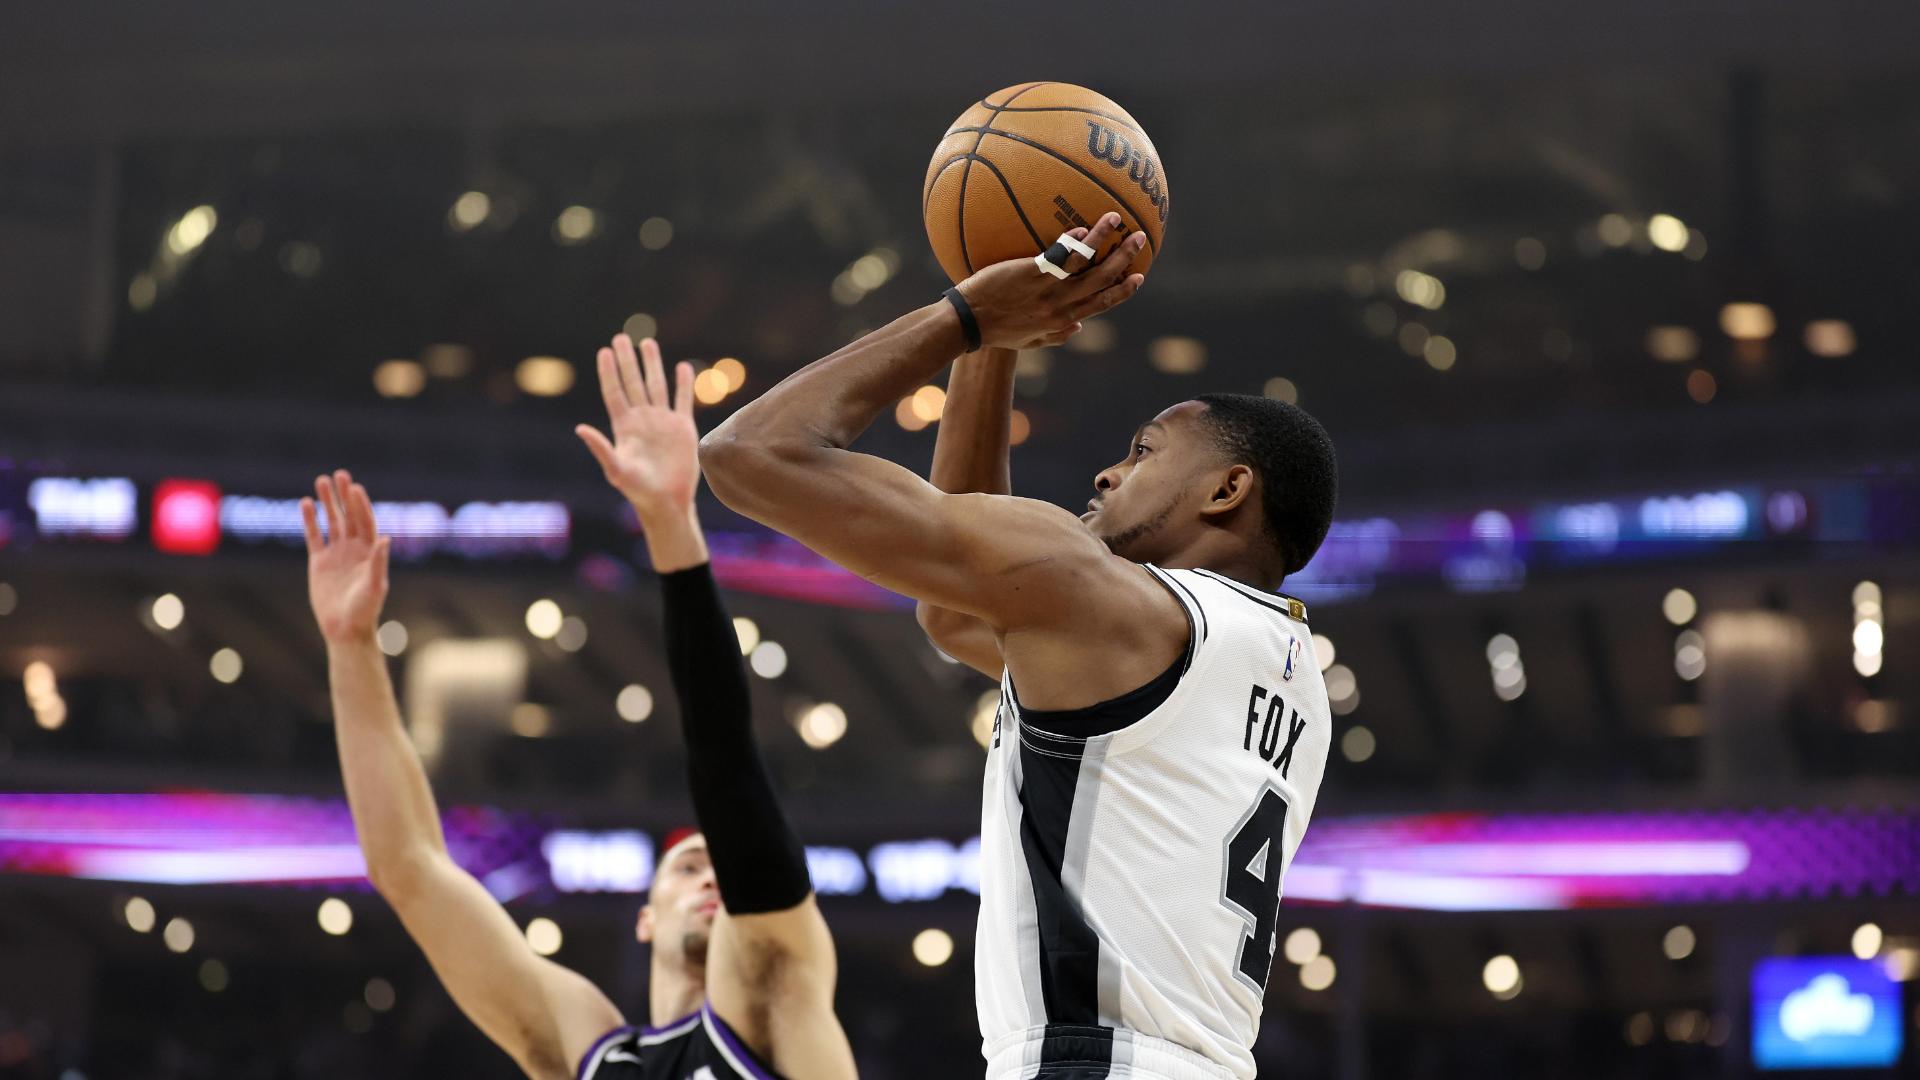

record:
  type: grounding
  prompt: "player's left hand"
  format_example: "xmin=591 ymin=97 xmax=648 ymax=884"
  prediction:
xmin=577 ymin=334 xmax=702 ymax=526
xmin=956 ymin=212 xmax=1147 ymax=350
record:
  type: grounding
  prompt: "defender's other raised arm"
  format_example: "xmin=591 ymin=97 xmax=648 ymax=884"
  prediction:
xmin=306 ymin=472 xmax=619 ymax=1080
xmin=577 ymin=338 xmax=856 ymax=1080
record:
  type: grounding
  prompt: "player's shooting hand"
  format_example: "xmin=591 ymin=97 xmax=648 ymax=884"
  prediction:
xmin=576 ymin=334 xmax=701 ymax=527
xmin=956 ymin=212 xmax=1147 ymax=350
xmin=302 ymin=470 xmax=390 ymax=647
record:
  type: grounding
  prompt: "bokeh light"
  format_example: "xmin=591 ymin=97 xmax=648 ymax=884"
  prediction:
xmin=912 ymin=928 xmax=954 ymax=967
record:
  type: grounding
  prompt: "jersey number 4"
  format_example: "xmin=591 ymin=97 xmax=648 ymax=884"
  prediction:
xmin=1220 ymin=785 xmax=1290 ymax=992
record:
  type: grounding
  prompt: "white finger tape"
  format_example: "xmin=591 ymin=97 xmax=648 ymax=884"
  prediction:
xmin=1033 ymin=253 xmax=1070 ymax=279
xmin=1056 ymin=233 xmax=1096 ymax=259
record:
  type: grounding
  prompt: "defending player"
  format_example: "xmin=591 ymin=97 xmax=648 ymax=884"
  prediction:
xmin=302 ymin=337 xmax=854 ymax=1079
xmin=698 ymin=214 xmax=1338 ymax=1080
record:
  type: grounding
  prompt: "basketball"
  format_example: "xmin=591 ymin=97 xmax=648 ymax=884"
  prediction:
xmin=923 ymin=82 xmax=1169 ymax=285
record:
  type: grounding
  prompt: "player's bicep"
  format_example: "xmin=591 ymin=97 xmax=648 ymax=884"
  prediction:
xmin=701 ymin=439 xmax=1101 ymax=627
xmin=534 ymin=961 xmax=632 ymax=1080
xmin=709 ymin=896 xmax=836 ymax=978
xmin=387 ymin=857 xmax=619 ymax=1078
xmin=706 ymin=898 xmax=850 ymax=1073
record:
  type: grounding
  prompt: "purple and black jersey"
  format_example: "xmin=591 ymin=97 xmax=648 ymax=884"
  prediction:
xmin=578 ymin=1003 xmax=784 ymax=1080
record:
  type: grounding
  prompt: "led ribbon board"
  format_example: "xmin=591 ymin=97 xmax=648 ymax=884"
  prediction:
xmin=2 ymin=465 xmax=1913 ymax=609
xmin=2 ymin=795 xmax=1914 ymax=912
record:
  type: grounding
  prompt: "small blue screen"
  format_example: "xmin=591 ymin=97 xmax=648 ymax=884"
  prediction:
xmin=1752 ymin=956 xmax=1903 ymax=1070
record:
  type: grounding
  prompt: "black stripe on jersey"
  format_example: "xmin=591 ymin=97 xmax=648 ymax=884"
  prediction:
xmin=1192 ymin=568 xmax=1311 ymax=623
xmin=1035 ymin=1023 xmax=1116 ymax=1077
xmin=1016 ymin=735 xmax=1106 ymax=1038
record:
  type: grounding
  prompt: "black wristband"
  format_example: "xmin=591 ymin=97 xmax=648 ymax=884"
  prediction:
xmin=943 ymin=286 xmax=983 ymax=352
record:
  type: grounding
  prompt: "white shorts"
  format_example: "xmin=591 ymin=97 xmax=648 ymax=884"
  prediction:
xmin=983 ymin=1026 xmax=1240 ymax=1080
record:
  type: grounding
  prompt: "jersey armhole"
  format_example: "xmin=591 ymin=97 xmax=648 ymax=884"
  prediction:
xmin=1008 ymin=565 xmax=1200 ymax=743
xmin=701 ymin=1003 xmax=786 ymax=1080
xmin=1145 ymin=564 xmax=1208 ymax=664
xmin=577 ymin=1024 xmax=636 ymax=1080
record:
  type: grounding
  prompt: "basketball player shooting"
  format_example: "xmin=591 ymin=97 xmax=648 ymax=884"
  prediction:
xmin=699 ymin=213 xmax=1339 ymax=1080
xmin=301 ymin=338 xmax=854 ymax=1080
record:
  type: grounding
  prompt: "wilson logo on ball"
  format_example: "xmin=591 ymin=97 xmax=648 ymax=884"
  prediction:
xmin=1084 ymin=121 xmax=1169 ymax=224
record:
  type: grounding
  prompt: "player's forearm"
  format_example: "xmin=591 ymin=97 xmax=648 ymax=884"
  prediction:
xmin=930 ymin=347 xmax=1016 ymax=496
xmin=916 ymin=347 xmax=1016 ymax=665
xmin=635 ymin=501 xmax=709 ymax=575
xmin=326 ymin=639 xmax=450 ymax=893
xmin=662 ymin=564 xmax=811 ymax=914
xmin=701 ymin=301 xmax=967 ymax=514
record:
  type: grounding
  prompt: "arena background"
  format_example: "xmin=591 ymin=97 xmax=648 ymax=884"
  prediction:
xmin=3 ymin=2 xmax=1918 ymax=1077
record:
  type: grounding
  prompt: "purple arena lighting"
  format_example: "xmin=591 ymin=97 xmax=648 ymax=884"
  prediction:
xmin=2 ymin=794 xmax=1914 ymax=911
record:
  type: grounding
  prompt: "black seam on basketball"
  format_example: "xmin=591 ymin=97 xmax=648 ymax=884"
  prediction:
xmin=958 ymin=140 xmax=980 ymax=274
xmin=923 ymin=154 xmax=968 ymax=218
xmin=967 ymin=155 xmax=1047 ymax=253
xmin=944 ymin=126 xmax=1160 ymax=254
xmin=977 ymin=102 xmax=1149 ymax=139
xmin=982 ymin=81 xmax=1047 ymax=108
xmin=958 ymin=83 xmax=1048 ymax=276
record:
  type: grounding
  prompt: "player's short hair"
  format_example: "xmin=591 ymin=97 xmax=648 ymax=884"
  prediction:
xmin=1191 ymin=394 xmax=1338 ymax=575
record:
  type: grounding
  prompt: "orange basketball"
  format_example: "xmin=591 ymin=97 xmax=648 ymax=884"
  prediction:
xmin=923 ymin=82 xmax=1169 ymax=285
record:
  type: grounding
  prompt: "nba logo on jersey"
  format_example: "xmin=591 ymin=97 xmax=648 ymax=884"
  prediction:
xmin=1282 ymin=633 xmax=1301 ymax=681
xmin=689 ymin=1068 xmax=717 ymax=1080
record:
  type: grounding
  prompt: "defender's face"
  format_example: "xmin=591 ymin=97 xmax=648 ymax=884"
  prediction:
xmin=1082 ymin=400 xmax=1216 ymax=563
xmin=636 ymin=836 xmax=719 ymax=961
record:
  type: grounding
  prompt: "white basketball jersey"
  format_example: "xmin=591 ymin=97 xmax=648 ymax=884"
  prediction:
xmin=976 ymin=566 xmax=1331 ymax=1080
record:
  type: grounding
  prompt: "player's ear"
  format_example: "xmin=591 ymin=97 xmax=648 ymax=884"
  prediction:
xmin=636 ymin=904 xmax=655 ymax=944
xmin=1201 ymin=463 xmax=1257 ymax=518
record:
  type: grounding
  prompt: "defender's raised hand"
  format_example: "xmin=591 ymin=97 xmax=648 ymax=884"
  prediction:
xmin=302 ymin=470 xmax=390 ymax=646
xmin=576 ymin=334 xmax=701 ymax=525
xmin=955 ymin=212 xmax=1147 ymax=350
xmin=578 ymin=333 xmax=710 ymax=572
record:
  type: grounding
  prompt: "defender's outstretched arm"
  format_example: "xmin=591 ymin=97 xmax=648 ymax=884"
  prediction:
xmin=577 ymin=338 xmax=855 ymax=1080
xmin=306 ymin=472 xmax=619 ymax=1080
